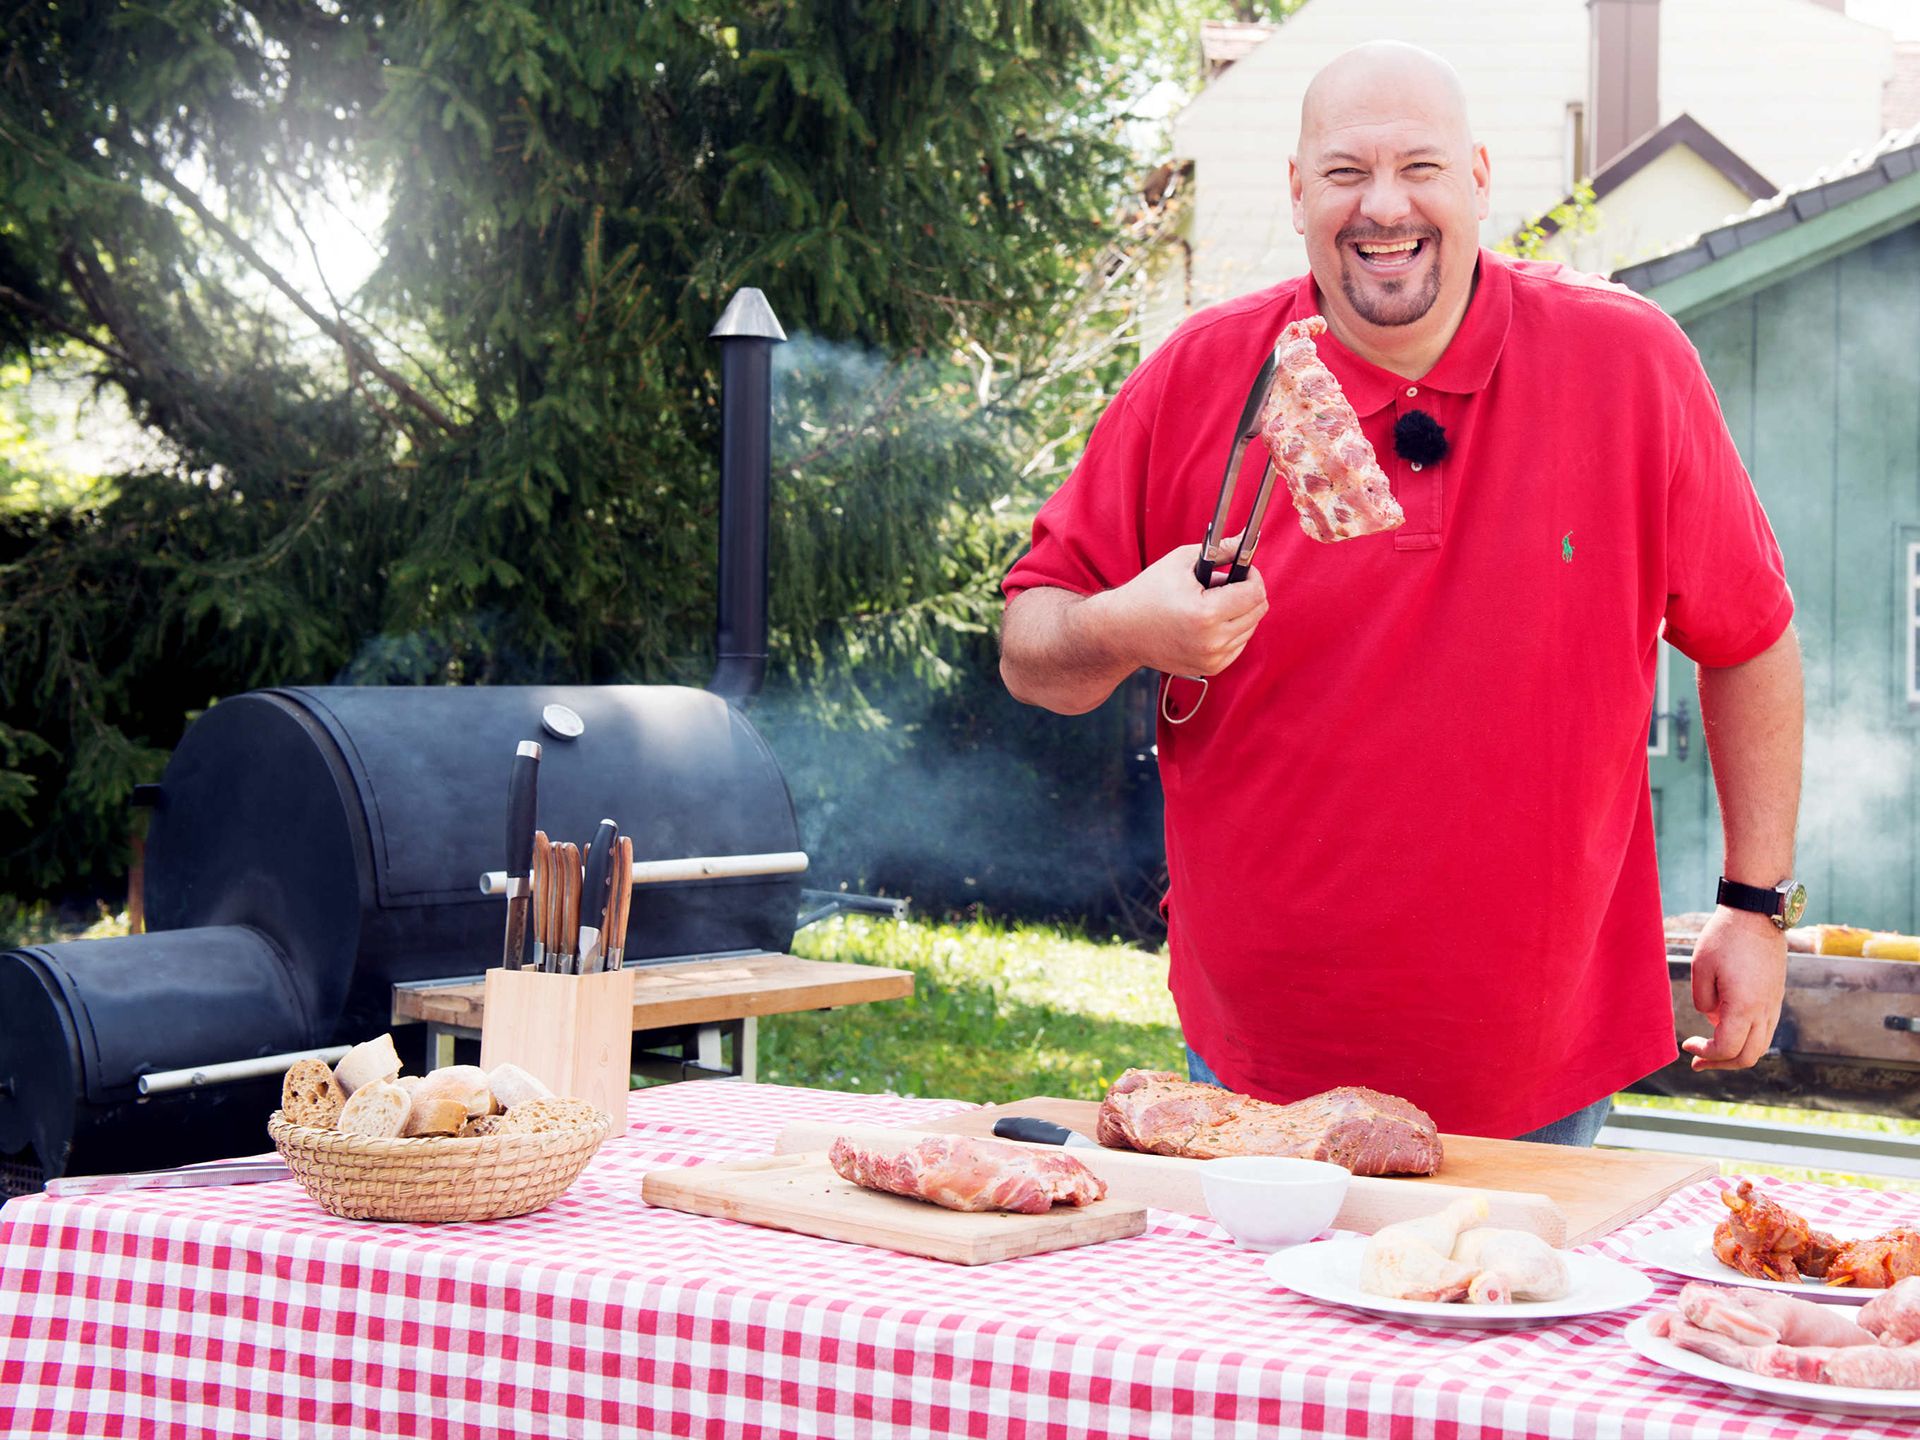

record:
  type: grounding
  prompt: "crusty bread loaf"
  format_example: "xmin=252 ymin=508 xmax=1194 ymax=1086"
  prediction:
xmin=337 ymin=1079 xmax=411 ymax=1138
xmin=401 ymin=1096 xmax=468 ymax=1137
xmin=459 ymin=1114 xmax=507 ymax=1139
xmin=413 ymin=1064 xmax=493 ymax=1118
xmin=396 ymin=1075 xmax=422 ymax=1095
xmin=334 ymin=1033 xmax=402 ymax=1097
xmin=499 ymin=1096 xmax=603 ymax=1134
xmin=281 ymin=1058 xmax=346 ymax=1129
xmin=486 ymin=1062 xmax=553 ymax=1111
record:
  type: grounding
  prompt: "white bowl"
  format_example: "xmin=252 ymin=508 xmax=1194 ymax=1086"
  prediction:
xmin=1199 ymin=1156 xmax=1351 ymax=1252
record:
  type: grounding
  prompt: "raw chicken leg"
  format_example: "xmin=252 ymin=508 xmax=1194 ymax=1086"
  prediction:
xmin=1451 ymin=1227 xmax=1572 ymax=1303
xmin=1360 ymin=1193 xmax=1489 ymax=1302
xmin=1861 ymin=1275 xmax=1920 ymax=1344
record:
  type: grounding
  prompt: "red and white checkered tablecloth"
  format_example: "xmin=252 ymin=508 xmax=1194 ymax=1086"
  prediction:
xmin=3 ymin=1082 xmax=1919 ymax=1440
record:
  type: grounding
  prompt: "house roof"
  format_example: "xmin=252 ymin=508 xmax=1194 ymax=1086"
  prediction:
xmin=1200 ymin=19 xmax=1277 ymax=82
xmin=1614 ymin=122 xmax=1920 ymax=321
xmin=1524 ymin=113 xmax=1775 ymax=243
xmin=1886 ymin=43 xmax=1920 ymax=133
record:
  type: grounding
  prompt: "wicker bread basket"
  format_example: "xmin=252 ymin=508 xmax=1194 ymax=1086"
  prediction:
xmin=268 ymin=1109 xmax=612 ymax=1222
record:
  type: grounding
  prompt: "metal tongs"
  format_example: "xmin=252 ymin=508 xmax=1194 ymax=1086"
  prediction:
xmin=1165 ymin=347 xmax=1285 ymax=726
xmin=1193 ymin=344 xmax=1284 ymax=588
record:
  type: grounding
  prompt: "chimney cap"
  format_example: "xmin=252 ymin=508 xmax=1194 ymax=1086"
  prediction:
xmin=710 ymin=287 xmax=788 ymax=342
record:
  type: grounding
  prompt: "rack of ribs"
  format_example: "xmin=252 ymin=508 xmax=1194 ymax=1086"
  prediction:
xmin=827 ymin=1134 xmax=1107 ymax=1214
xmin=1095 ymin=1069 xmax=1442 ymax=1175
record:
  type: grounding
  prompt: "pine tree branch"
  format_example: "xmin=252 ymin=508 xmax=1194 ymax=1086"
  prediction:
xmin=0 ymin=284 xmax=138 ymax=369
xmin=129 ymin=139 xmax=461 ymax=438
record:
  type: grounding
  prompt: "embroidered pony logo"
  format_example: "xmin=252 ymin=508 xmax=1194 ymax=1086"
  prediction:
xmin=1561 ymin=531 xmax=1574 ymax=564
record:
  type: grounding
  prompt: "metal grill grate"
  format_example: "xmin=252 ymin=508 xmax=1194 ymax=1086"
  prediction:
xmin=0 ymin=1154 xmax=45 ymax=1200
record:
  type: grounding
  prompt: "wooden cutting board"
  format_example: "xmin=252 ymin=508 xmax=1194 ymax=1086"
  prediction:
xmin=897 ymin=1098 xmax=1717 ymax=1246
xmin=640 ymin=1151 xmax=1149 ymax=1265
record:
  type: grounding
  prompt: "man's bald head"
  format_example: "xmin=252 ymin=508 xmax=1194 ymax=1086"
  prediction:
xmin=1288 ymin=41 xmax=1490 ymax=376
xmin=1299 ymin=43 xmax=1473 ymax=155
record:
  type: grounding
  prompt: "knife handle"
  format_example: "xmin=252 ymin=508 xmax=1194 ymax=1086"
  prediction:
xmin=580 ymin=819 xmax=618 ymax=962
xmin=992 ymin=1116 xmax=1076 ymax=1146
xmin=560 ymin=842 xmax=580 ymax=972
xmin=506 ymin=741 xmax=541 ymax=877
xmin=608 ymin=834 xmax=633 ymax=969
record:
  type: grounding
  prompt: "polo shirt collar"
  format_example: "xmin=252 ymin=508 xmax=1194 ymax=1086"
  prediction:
xmin=1304 ymin=248 xmax=1513 ymax=415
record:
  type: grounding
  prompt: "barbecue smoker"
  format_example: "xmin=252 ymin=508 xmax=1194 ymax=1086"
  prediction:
xmin=0 ymin=290 xmax=803 ymax=1191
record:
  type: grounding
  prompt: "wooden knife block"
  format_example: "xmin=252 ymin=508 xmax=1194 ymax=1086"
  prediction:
xmin=479 ymin=967 xmax=632 ymax=1135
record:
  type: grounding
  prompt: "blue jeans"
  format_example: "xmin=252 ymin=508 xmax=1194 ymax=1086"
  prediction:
xmin=1183 ymin=1046 xmax=1614 ymax=1148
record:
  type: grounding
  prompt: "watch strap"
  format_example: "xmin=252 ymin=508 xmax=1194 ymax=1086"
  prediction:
xmin=1717 ymin=876 xmax=1784 ymax=918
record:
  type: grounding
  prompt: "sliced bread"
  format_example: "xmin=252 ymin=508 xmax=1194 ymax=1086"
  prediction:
xmin=413 ymin=1064 xmax=493 ymax=1118
xmin=401 ymin=1096 xmax=468 ymax=1137
xmin=500 ymin=1096 xmax=604 ymax=1134
xmin=486 ymin=1061 xmax=553 ymax=1111
xmin=458 ymin=1114 xmax=507 ymax=1139
xmin=281 ymin=1058 xmax=346 ymax=1129
xmin=333 ymin=1033 xmax=402 ymax=1097
xmin=337 ymin=1079 xmax=411 ymax=1138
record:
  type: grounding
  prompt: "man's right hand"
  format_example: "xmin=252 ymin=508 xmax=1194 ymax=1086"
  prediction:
xmin=1098 ymin=542 xmax=1270 ymax=677
xmin=1000 ymin=544 xmax=1270 ymax=716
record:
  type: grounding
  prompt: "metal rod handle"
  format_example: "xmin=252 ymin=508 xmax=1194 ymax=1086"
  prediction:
xmin=138 ymin=1045 xmax=351 ymax=1095
xmin=477 ymin=849 xmax=808 ymax=897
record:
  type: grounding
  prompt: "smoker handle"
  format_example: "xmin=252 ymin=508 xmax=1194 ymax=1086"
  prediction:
xmin=477 ymin=849 xmax=809 ymax=897
xmin=796 ymin=889 xmax=908 ymax=929
xmin=137 ymin=1045 xmax=352 ymax=1095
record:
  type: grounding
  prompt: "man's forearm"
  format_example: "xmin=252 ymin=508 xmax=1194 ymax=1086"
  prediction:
xmin=1000 ymin=588 xmax=1144 ymax=715
xmin=1697 ymin=625 xmax=1804 ymax=885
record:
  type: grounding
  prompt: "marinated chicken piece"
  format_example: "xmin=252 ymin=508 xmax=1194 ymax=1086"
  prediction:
xmin=1861 ymin=1276 xmax=1920 ymax=1344
xmin=827 ymin=1135 xmax=1106 ymax=1214
xmin=1450 ymin=1227 xmax=1571 ymax=1303
xmin=1712 ymin=1178 xmax=1841 ymax=1283
xmin=1824 ymin=1229 xmax=1920 ymax=1291
xmin=1360 ymin=1193 xmax=1487 ymax=1303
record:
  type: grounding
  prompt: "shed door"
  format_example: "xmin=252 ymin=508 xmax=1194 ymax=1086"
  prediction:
xmin=1649 ymin=637 xmax=1716 ymax=918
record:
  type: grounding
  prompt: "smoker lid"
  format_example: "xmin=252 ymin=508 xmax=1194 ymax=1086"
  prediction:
xmin=282 ymin=684 xmax=798 ymax=909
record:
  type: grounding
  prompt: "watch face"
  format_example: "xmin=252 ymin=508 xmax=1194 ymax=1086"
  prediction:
xmin=1781 ymin=881 xmax=1808 ymax=928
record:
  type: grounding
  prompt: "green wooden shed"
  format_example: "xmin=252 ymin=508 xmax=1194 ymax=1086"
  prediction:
xmin=1617 ymin=124 xmax=1920 ymax=932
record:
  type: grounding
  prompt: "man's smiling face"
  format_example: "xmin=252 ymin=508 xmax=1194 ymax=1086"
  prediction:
xmin=1289 ymin=45 xmax=1490 ymax=367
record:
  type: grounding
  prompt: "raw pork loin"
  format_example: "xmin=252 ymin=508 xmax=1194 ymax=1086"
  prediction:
xmin=828 ymin=1134 xmax=1107 ymax=1214
xmin=1096 ymin=1069 xmax=1442 ymax=1176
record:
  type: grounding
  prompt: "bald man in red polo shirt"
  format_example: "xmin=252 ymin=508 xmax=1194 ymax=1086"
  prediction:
xmin=1000 ymin=42 xmax=1804 ymax=1143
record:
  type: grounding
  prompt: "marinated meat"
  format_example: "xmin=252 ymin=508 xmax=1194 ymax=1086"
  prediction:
xmin=1095 ymin=1069 xmax=1442 ymax=1176
xmin=827 ymin=1134 xmax=1107 ymax=1214
xmin=1712 ymin=1177 xmax=1920 ymax=1289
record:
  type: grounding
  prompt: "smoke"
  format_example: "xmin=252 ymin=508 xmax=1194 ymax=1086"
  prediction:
xmin=1795 ymin=670 xmax=1914 ymax=929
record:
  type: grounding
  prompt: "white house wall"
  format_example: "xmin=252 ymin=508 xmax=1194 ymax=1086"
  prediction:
xmin=1153 ymin=0 xmax=1893 ymax=352
xmin=1538 ymin=146 xmax=1755 ymax=272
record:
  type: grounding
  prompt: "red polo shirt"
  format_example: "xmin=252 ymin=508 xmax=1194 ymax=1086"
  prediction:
xmin=1004 ymin=250 xmax=1791 ymax=1137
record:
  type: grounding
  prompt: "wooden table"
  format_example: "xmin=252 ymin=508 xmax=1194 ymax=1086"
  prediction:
xmin=390 ymin=951 xmax=912 ymax=1080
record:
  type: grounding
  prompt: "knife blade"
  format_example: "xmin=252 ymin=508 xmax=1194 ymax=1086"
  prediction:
xmin=501 ymin=740 xmax=542 ymax=969
xmin=577 ymin=818 xmax=619 ymax=973
xmin=991 ymin=1116 xmax=1102 ymax=1150
xmin=45 ymin=1159 xmax=294 ymax=1197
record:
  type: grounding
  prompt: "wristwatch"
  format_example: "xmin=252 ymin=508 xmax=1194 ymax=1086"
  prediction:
xmin=1716 ymin=876 xmax=1808 ymax=931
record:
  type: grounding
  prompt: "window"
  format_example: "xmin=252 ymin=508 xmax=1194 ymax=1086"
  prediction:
xmin=1648 ymin=636 xmax=1673 ymax=755
xmin=1565 ymin=102 xmax=1587 ymax=192
xmin=1907 ymin=541 xmax=1920 ymax=705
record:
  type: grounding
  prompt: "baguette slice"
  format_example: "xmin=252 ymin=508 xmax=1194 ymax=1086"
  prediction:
xmin=281 ymin=1058 xmax=346 ymax=1129
xmin=487 ymin=1062 xmax=554 ymax=1111
xmin=338 ymin=1079 xmax=411 ymax=1138
xmin=459 ymin=1114 xmax=508 ymax=1139
xmin=413 ymin=1064 xmax=493 ymax=1118
xmin=500 ymin=1096 xmax=604 ymax=1134
xmin=334 ymin=1034 xmax=402 ymax=1097
xmin=402 ymin=1096 xmax=468 ymax=1137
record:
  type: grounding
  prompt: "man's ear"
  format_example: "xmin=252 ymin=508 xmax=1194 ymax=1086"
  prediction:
xmin=1472 ymin=142 xmax=1491 ymax=221
xmin=1289 ymin=156 xmax=1306 ymax=236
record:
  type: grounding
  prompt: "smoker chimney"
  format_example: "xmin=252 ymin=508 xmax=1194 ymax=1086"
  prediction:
xmin=707 ymin=287 xmax=787 ymax=702
xmin=1588 ymin=0 xmax=1661 ymax=175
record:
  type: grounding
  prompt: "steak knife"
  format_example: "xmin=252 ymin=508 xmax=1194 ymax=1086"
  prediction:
xmin=501 ymin=740 xmax=542 ymax=969
xmin=45 ymin=1160 xmax=294 ymax=1197
xmin=576 ymin=818 xmax=619 ymax=972
xmin=991 ymin=1117 xmax=1102 ymax=1150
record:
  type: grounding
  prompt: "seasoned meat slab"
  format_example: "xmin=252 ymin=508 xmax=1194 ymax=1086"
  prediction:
xmin=1096 ymin=1068 xmax=1442 ymax=1176
xmin=828 ymin=1134 xmax=1108 ymax=1214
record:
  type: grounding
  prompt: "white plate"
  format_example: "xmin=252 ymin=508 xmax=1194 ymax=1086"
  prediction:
xmin=1263 ymin=1236 xmax=1653 ymax=1327
xmin=1624 ymin=1314 xmax=1920 ymax=1416
xmin=1631 ymin=1228 xmax=1876 ymax=1306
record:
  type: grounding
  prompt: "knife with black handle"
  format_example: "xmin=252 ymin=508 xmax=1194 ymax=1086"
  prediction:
xmin=501 ymin=740 xmax=542 ymax=969
xmin=576 ymin=818 xmax=619 ymax=973
xmin=991 ymin=1116 xmax=1102 ymax=1150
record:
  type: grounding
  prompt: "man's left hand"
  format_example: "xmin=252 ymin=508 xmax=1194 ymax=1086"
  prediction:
xmin=1681 ymin=907 xmax=1788 ymax=1070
